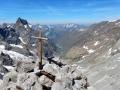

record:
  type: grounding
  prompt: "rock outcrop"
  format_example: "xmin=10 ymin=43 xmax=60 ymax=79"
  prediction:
xmin=0 ymin=62 xmax=89 ymax=90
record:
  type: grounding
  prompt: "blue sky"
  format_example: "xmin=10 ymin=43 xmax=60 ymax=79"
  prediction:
xmin=0 ymin=0 xmax=120 ymax=24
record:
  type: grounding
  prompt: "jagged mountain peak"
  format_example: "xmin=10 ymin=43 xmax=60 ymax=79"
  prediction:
xmin=16 ymin=17 xmax=28 ymax=25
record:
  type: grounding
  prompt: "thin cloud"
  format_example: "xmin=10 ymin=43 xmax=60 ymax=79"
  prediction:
xmin=45 ymin=6 xmax=64 ymax=15
xmin=92 ymin=7 xmax=120 ymax=12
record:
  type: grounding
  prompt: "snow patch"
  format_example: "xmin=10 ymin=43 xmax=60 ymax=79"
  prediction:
xmin=0 ymin=72 xmax=4 ymax=76
xmin=32 ymin=44 xmax=36 ymax=47
xmin=82 ymin=56 xmax=86 ymax=58
xmin=65 ymin=23 xmax=75 ymax=28
xmin=2 ymin=50 xmax=32 ymax=61
xmin=19 ymin=37 xmax=26 ymax=44
xmin=7 ymin=25 xmax=11 ymax=27
xmin=54 ymin=56 xmax=60 ymax=61
xmin=115 ymin=22 xmax=120 ymax=26
xmin=94 ymin=41 xmax=100 ymax=46
xmin=79 ymin=28 xmax=84 ymax=31
xmin=113 ymin=49 xmax=117 ymax=52
xmin=29 ymin=24 xmax=32 ymax=28
xmin=24 ymin=25 xmax=27 ymax=28
xmin=88 ymin=49 xmax=95 ymax=54
xmin=108 ymin=48 xmax=112 ymax=55
xmin=39 ymin=25 xmax=42 ymax=28
xmin=0 ymin=45 xmax=5 ymax=51
xmin=83 ymin=45 xmax=89 ymax=49
xmin=94 ymin=31 xmax=98 ymax=35
xmin=3 ymin=65 xmax=14 ymax=71
xmin=45 ymin=32 xmax=50 ymax=36
xmin=10 ymin=44 xmax=23 ymax=49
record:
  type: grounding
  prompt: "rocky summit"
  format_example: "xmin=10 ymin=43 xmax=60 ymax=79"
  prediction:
xmin=0 ymin=63 xmax=89 ymax=90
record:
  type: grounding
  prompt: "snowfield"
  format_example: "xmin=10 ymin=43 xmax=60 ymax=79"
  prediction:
xmin=0 ymin=45 xmax=33 ymax=61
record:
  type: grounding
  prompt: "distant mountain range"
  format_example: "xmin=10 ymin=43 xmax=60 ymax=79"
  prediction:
xmin=1 ymin=18 xmax=120 ymax=59
xmin=0 ymin=18 xmax=88 ymax=54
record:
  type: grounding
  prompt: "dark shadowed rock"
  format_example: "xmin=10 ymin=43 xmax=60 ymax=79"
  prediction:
xmin=0 ymin=52 xmax=14 ymax=66
xmin=0 ymin=27 xmax=20 ymax=44
xmin=16 ymin=17 xmax=28 ymax=25
xmin=0 ymin=73 xmax=3 ymax=79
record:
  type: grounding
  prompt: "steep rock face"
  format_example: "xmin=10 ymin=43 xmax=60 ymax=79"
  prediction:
xmin=0 ymin=18 xmax=36 ymax=47
xmin=13 ymin=18 xmax=56 ymax=51
xmin=0 ymin=44 xmax=36 ymax=78
xmin=72 ymin=20 xmax=120 ymax=90
xmin=65 ymin=20 xmax=120 ymax=60
xmin=16 ymin=17 xmax=28 ymax=25
xmin=0 ymin=27 xmax=20 ymax=44
xmin=80 ymin=44 xmax=120 ymax=90
xmin=14 ymin=18 xmax=32 ymax=44
xmin=0 ymin=52 xmax=14 ymax=66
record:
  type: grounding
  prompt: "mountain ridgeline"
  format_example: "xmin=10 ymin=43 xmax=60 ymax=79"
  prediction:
xmin=32 ymin=19 xmax=120 ymax=62
xmin=0 ymin=18 xmax=88 ymax=54
xmin=1 ymin=18 xmax=120 ymax=60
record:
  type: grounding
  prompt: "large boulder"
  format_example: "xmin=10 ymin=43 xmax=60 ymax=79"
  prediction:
xmin=0 ymin=62 xmax=89 ymax=90
xmin=38 ymin=75 xmax=53 ymax=87
xmin=52 ymin=78 xmax=73 ymax=90
xmin=31 ymin=81 xmax=43 ymax=90
xmin=43 ymin=64 xmax=59 ymax=75
xmin=43 ymin=64 xmax=89 ymax=90
xmin=15 ymin=60 xmax=35 ymax=73
xmin=0 ymin=71 xmax=18 ymax=90
xmin=17 ymin=73 xmax=38 ymax=90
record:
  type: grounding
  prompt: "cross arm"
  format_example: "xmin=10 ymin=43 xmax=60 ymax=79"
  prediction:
xmin=31 ymin=36 xmax=48 ymax=40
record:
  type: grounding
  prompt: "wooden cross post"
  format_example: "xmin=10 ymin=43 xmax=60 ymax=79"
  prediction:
xmin=31 ymin=31 xmax=48 ymax=70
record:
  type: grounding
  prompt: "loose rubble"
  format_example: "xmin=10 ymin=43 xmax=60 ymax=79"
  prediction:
xmin=0 ymin=60 xmax=89 ymax=90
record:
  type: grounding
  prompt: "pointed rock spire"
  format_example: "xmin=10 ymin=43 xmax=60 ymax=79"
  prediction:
xmin=16 ymin=17 xmax=28 ymax=25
